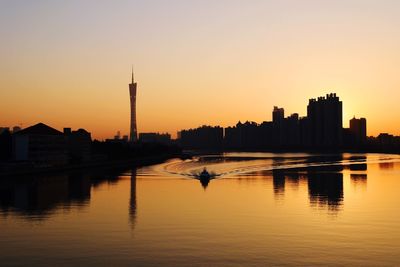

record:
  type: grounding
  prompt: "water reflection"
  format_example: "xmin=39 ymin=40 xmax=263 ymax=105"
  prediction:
xmin=349 ymin=163 xmax=367 ymax=171
xmin=130 ymin=169 xmax=137 ymax=227
xmin=199 ymin=178 xmax=210 ymax=189
xmin=0 ymin=169 xmax=129 ymax=220
xmin=379 ymin=162 xmax=394 ymax=169
xmin=1 ymin=153 xmax=400 ymax=266
xmin=191 ymin=153 xmax=369 ymax=213
xmin=307 ymin=172 xmax=343 ymax=212
xmin=0 ymin=153 xmax=376 ymax=220
xmin=351 ymin=174 xmax=368 ymax=190
xmin=272 ymin=170 xmax=285 ymax=199
xmin=269 ymin=169 xmax=344 ymax=212
xmin=285 ymin=172 xmax=301 ymax=189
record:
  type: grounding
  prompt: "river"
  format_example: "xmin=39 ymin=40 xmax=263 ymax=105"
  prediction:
xmin=0 ymin=153 xmax=399 ymax=266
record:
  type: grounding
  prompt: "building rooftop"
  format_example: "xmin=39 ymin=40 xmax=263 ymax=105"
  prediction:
xmin=13 ymin=123 xmax=63 ymax=136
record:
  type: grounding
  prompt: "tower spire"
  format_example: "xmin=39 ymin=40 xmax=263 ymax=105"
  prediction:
xmin=131 ymin=65 xmax=134 ymax=84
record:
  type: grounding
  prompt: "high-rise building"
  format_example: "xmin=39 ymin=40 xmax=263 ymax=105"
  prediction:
xmin=129 ymin=69 xmax=138 ymax=142
xmin=179 ymin=125 xmax=224 ymax=149
xmin=272 ymin=106 xmax=285 ymax=146
xmin=349 ymin=117 xmax=367 ymax=146
xmin=307 ymin=93 xmax=342 ymax=148
xmin=272 ymin=106 xmax=284 ymax=123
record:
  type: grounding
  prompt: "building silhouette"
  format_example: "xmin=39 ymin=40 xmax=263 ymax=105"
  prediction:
xmin=349 ymin=117 xmax=367 ymax=146
xmin=64 ymin=128 xmax=92 ymax=163
xmin=179 ymin=125 xmax=223 ymax=150
xmin=139 ymin=132 xmax=171 ymax=145
xmin=307 ymin=93 xmax=342 ymax=148
xmin=13 ymin=123 xmax=68 ymax=166
xmin=9 ymin=123 xmax=92 ymax=167
xmin=129 ymin=69 xmax=138 ymax=142
xmin=283 ymin=113 xmax=300 ymax=147
xmin=172 ymin=92 xmax=400 ymax=152
xmin=225 ymin=121 xmax=264 ymax=149
xmin=0 ymin=128 xmax=12 ymax=161
xmin=179 ymin=93 xmax=347 ymax=150
xmin=272 ymin=106 xmax=285 ymax=146
xmin=272 ymin=106 xmax=284 ymax=123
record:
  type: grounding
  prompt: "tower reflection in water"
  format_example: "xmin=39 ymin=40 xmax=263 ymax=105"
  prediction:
xmin=130 ymin=169 xmax=137 ymax=227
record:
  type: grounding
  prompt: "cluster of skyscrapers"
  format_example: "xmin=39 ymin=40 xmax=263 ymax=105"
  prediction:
xmin=128 ymin=72 xmax=366 ymax=151
xmin=179 ymin=93 xmax=367 ymax=150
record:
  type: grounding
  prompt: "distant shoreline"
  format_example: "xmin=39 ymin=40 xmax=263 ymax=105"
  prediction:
xmin=2 ymin=149 xmax=398 ymax=177
xmin=182 ymin=148 xmax=400 ymax=155
xmin=0 ymin=153 xmax=179 ymax=177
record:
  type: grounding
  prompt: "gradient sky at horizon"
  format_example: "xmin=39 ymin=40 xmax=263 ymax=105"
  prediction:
xmin=1 ymin=0 xmax=400 ymax=139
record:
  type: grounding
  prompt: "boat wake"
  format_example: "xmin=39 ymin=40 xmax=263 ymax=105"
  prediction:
xmin=150 ymin=153 xmax=400 ymax=180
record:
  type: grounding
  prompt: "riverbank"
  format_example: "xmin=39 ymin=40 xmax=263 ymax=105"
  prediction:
xmin=0 ymin=153 xmax=180 ymax=177
xmin=183 ymin=148 xmax=400 ymax=155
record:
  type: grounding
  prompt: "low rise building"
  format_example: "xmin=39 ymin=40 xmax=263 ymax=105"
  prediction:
xmin=139 ymin=132 xmax=171 ymax=144
xmin=64 ymin=128 xmax=92 ymax=163
xmin=13 ymin=123 xmax=67 ymax=166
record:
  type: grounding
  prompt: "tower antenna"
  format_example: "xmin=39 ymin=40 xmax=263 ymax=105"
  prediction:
xmin=131 ymin=65 xmax=134 ymax=83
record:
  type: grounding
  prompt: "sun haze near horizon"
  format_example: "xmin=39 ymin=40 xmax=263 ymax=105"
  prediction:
xmin=1 ymin=0 xmax=400 ymax=139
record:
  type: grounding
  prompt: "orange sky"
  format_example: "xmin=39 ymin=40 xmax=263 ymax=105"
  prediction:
xmin=1 ymin=1 xmax=400 ymax=139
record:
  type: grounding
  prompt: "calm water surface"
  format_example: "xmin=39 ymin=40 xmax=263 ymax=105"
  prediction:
xmin=1 ymin=153 xmax=400 ymax=266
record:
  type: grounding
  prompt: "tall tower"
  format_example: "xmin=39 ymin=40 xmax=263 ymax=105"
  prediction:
xmin=129 ymin=68 xmax=138 ymax=142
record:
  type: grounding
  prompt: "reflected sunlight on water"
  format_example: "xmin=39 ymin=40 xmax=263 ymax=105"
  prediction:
xmin=1 ymin=153 xmax=400 ymax=266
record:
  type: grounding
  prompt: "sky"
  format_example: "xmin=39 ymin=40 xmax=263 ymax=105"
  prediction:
xmin=1 ymin=0 xmax=400 ymax=139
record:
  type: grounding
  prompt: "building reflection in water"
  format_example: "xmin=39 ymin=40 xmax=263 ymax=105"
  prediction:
xmin=348 ymin=157 xmax=367 ymax=171
xmin=67 ymin=173 xmax=91 ymax=205
xmin=269 ymin=154 xmax=345 ymax=211
xmin=270 ymin=168 xmax=344 ymax=212
xmin=272 ymin=170 xmax=285 ymax=199
xmin=285 ymin=172 xmax=301 ymax=190
xmin=130 ymin=169 xmax=137 ymax=228
xmin=307 ymin=172 xmax=343 ymax=212
xmin=0 ymin=170 xmax=124 ymax=220
xmin=351 ymin=173 xmax=367 ymax=189
xmin=379 ymin=162 xmax=394 ymax=170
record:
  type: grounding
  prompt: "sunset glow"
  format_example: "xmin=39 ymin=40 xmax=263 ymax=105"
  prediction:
xmin=1 ymin=1 xmax=400 ymax=139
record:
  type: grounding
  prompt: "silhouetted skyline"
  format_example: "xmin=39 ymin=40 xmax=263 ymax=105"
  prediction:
xmin=2 ymin=1 xmax=400 ymax=139
xmin=179 ymin=93 xmax=371 ymax=151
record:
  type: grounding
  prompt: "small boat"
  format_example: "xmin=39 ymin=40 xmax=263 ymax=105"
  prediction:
xmin=199 ymin=168 xmax=211 ymax=179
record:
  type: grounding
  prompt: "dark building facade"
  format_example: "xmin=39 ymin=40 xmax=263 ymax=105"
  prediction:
xmin=225 ymin=121 xmax=265 ymax=149
xmin=178 ymin=93 xmax=371 ymax=151
xmin=10 ymin=123 xmax=92 ymax=167
xmin=13 ymin=123 xmax=68 ymax=166
xmin=179 ymin=126 xmax=223 ymax=150
xmin=349 ymin=117 xmax=367 ymax=146
xmin=139 ymin=132 xmax=171 ymax=144
xmin=307 ymin=93 xmax=342 ymax=148
xmin=272 ymin=106 xmax=285 ymax=146
xmin=272 ymin=106 xmax=284 ymax=123
xmin=64 ymin=128 xmax=92 ymax=163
